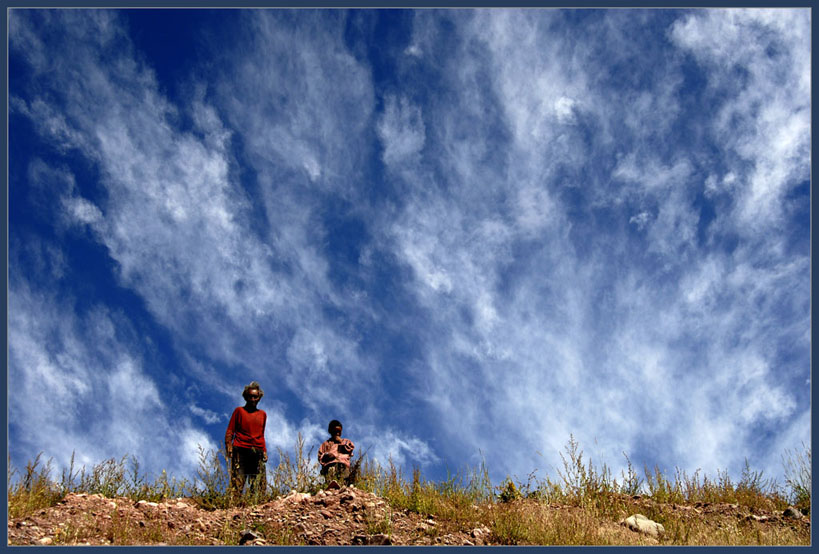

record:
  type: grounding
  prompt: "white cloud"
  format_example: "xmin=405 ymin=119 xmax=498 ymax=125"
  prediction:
xmin=190 ymin=404 xmax=224 ymax=425
xmin=377 ymin=95 xmax=426 ymax=167
xmin=64 ymin=196 xmax=103 ymax=224
xmin=365 ymin=430 xmax=439 ymax=468
xmin=669 ymin=9 xmax=810 ymax=229
xmin=628 ymin=211 xmax=650 ymax=230
xmin=12 ymin=11 xmax=382 ymax=415
xmin=369 ymin=9 xmax=809 ymax=485
xmin=554 ymin=96 xmax=577 ymax=124
xmin=180 ymin=428 xmax=220 ymax=475
xmin=8 ymin=282 xmax=213 ymax=479
xmin=264 ymin=410 xmax=325 ymax=456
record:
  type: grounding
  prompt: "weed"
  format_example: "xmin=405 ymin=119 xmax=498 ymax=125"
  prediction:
xmin=269 ymin=432 xmax=322 ymax=496
xmin=782 ymin=442 xmax=811 ymax=512
xmin=365 ymin=506 xmax=392 ymax=536
xmin=7 ymin=452 xmax=62 ymax=518
xmin=497 ymin=479 xmax=522 ymax=503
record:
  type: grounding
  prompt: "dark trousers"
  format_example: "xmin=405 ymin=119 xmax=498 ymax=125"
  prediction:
xmin=320 ymin=462 xmax=350 ymax=483
xmin=230 ymin=447 xmax=266 ymax=498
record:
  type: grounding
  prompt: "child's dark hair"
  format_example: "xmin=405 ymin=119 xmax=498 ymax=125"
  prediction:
xmin=328 ymin=419 xmax=342 ymax=433
xmin=242 ymin=381 xmax=264 ymax=401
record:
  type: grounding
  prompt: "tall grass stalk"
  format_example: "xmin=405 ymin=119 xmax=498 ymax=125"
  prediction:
xmin=782 ymin=442 xmax=811 ymax=511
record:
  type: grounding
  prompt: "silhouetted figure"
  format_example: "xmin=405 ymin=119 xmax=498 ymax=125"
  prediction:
xmin=318 ymin=419 xmax=355 ymax=489
xmin=225 ymin=381 xmax=267 ymax=500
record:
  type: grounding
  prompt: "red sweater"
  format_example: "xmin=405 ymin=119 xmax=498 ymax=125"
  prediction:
xmin=225 ymin=407 xmax=267 ymax=453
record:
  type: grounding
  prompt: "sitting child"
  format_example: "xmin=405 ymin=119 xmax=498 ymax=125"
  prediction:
xmin=318 ymin=419 xmax=355 ymax=488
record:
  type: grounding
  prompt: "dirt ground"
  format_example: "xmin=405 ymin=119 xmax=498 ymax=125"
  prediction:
xmin=7 ymin=486 xmax=810 ymax=546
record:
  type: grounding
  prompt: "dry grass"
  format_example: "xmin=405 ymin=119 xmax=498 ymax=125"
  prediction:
xmin=8 ymin=435 xmax=811 ymax=545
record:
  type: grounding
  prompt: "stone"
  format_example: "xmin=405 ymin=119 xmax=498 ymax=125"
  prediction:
xmin=239 ymin=529 xmax=262 ymax=545
xmin=284 ymin=491 xmax=311 ymax=503
xmin=784 ymin=506 xmax=803 ymax=519
xmin=471 ymin=525 xmax=491 ymax=540
xmin=620 ymin=514 xmax=665 ymax=538
xmin=353 ymin=534 xmax=391 ymax=546
xmin=38 ymin=537 xmax=53 ymax=545
xmin=367 ymin=533 xmax=392 ymax=545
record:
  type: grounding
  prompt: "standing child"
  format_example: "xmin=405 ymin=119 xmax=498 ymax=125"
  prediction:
xmin=225 ymin=381 xmax=268 ymax=500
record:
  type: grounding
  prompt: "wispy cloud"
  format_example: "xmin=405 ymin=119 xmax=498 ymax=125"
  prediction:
xmin=365 ymin=8 xmax=809 ymax=482
xmin=669 ymin=8 xmax=810 ymax=229
xmin=378 ymin=94 xmax=426 ymax=168
xmin=9 ymin=278 xmax=218 ymax=477
xmin=10 ymin=9 xmax=439 ymax=475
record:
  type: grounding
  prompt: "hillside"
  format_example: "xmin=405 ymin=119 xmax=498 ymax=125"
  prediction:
xmin=7 ymin=485 xmax=810 ymax=546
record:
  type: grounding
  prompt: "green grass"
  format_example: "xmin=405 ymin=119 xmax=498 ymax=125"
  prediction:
xmin=7 ymin=435 xmax=811 ymax=545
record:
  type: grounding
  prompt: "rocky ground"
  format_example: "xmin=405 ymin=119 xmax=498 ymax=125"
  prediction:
xmin=7 ymin=486 xmax=811 ymax=546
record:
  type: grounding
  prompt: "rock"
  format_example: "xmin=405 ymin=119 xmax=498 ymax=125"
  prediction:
xmin=784 ymin=506 xmax=803 ymax=519
xmin=38 ymin=537 xmax=53 ymax=545
xmin=352 ymin=534 xmax=392 ymax=546
xmin=367 ymin=534 xmax=392 ymax=545
xmin=620 ymin=514 xmax=665 ymax=538
xmin=239 ymin=529 xmax=262 ymax=545
xmin=471 ymin=525 xmax=491 ymax=540
xmin=284 ymin=491 xmax=311 ymax=503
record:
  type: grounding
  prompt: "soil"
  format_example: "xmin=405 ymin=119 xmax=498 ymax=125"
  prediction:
xmin=7 ymin=487 xmax=810 ymax=546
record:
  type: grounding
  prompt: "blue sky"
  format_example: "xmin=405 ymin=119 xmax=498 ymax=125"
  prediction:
xmin=8 ymin=8 xmax=810 ymax=490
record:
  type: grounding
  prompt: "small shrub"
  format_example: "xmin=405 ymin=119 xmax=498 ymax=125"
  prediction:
xmin=497 ymin=479 xmax=521 ymax=503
